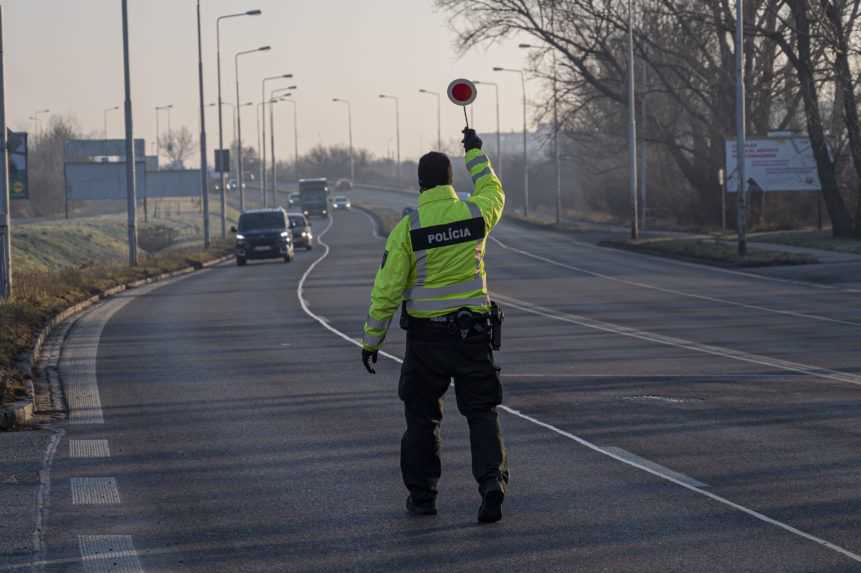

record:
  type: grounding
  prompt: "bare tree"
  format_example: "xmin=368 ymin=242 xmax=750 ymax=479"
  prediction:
xmin=159 ymin=126 xmax=196 ymax=168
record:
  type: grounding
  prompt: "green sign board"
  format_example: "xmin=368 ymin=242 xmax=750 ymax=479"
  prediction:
xmin=8 ymin=130 xmax=27 ymax=200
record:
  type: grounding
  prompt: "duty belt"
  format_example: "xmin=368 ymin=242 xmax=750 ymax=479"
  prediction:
xmin=404 ymin=307 xmax=490 ymax=340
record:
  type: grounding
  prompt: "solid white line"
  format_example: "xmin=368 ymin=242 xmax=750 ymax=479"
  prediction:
xmin=294 ymin=209 xmax=861 ymax=564
xmin=602 ymin=446 xmax=708 ymax=488
xmin=495 ymin=293 xmax=861 ymax=387
xmin=490 ymin=236 xmax=861 ymax=327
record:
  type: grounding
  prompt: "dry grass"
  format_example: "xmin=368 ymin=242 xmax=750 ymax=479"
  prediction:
xmin=603 ymin=237 xmax=819 ymax=267
xmin=0 ymin=241 xmax=233 ymax=409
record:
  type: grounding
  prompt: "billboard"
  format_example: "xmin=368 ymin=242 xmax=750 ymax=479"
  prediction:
xmin=145 ymin=169 xmax=202 ymax=198
xmin=65 ymin=162 xmax=202 ymax=200
xmin=64 ymin=139 xmax=146 ymax=160
xmin=725 ymin=137 xmax=821 ymax=193
xmin=8 ymin=131 xmax=28 ymax=199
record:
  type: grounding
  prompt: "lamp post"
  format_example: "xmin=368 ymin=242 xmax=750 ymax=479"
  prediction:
xmin=235 ymin=45 xmax=270 ymax=211
xmin=196 ymin=0 xmax=210 ymax=248
xmin=280 ymin=97 xmax=299 ymax=180
xmin=271 ymin=86 xmax=296 ymax=203
xmin=154 ymin=104 xmax=173 ymax=164
xmin=121 ymin=0 xmax=137 ymax=265
xmin=626 ymin=0 xmax=639 ymax=240
xmin=261 ymin=73 xmax=293 ymax=204
xmin=379 ymin=94 xmax=400 ymax=182
xmin=518 ymin=42 xmax=562 ymax=224
xmin=217 ymin=8 xmax=261 ymax=236
xmin=0 ymin=6 xmax=11 ymax=297
xmin=735 ymin=0 xmax=747 ymax=256
xmin=32 ymin=108 xmax=49 ymax=138
xmin=418 ymin=89 xmax=441 ymax=151
xmin=493 ymin=66 xmax=528 ymax=216
xmin=103 ymin=106 xmax=120 ymax=140
xmin=473 ymin=81 xmax=501 ymax=176
xmin=332 ymin=98 xmax=354 ymax=183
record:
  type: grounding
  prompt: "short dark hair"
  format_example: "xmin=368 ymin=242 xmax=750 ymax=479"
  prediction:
xmin=418 ymin=152 xmax=452 ymax=191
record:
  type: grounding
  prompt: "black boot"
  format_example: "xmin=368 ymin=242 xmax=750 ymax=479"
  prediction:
xmin=406 ymin=495 xmax=437 ymax=516
xmin=477 ymin=490 xmax=504 ymax=524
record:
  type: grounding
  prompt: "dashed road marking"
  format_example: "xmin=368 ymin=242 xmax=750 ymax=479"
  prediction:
xmin=69 ymin=440 xmax=111 ymax=459
xmin=71 ymin=478 xmax=121 ymax=505
xmin=78 ymin=535 xmax=142 ymax=573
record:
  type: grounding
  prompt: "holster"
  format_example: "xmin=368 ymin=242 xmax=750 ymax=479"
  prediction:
xmin=490 ymin=301 xmax=504 ymax=351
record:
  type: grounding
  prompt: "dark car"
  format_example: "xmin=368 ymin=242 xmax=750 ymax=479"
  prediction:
xmin=288 ymin=212 xmax=313 ymax=250
xmin=232 ymin=208 xmax=295 ymax=266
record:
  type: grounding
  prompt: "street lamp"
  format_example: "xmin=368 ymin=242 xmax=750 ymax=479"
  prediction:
xmin=279 ymin=97 xmax=299 ymax=181
xmin=268 ymin=94 xmax=291 ymax=205
xmin=332 ymin=98 xmax=354 ymax=183
xmin=103 ymin=106 xmax=119 ymax=140
xmin=261 ymin=73 xmax=293 ymax=203
xmin=493 ymin=66 xmax=529 ymax=216
xmin=154 ymin=104 xmax=173 ymax=165
xmin=196 ymin=0 xmax=210 ymax=247
xmin=473 ymin=80 xmax=501 ymax=177
xmin=379 ymin=94 xmax=400 ymax=182
xmin=418 ymin=89 xmax=441 ymax=151
xmin=32 ymin=108 xmax=49 ymax=138
xmin=519 ymin=42 xmax=562 ymax=224
xmin=235 ymin=45 xmax=270 ymax=211
xmin=216 ymin=8 xmax=261 ymax=235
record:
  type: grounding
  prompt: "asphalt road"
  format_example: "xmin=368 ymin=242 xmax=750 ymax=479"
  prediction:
xmin=13 ymin=186 xmax=861 ymax=572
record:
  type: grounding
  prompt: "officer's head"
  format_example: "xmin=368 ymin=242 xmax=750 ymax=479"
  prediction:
xmin=418 ymin=152 xmax=452 ymax=191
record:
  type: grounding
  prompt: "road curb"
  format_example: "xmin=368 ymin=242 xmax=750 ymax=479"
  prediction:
xmin=0 ymin=254 xmax=233 ymax=431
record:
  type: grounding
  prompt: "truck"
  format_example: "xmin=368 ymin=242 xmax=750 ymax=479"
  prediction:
xmin=298 ymin=178 xmax=329 ymax=217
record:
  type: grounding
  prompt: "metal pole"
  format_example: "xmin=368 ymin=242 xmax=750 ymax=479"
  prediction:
xmin=0 ymin=6 xmax=11 ymax=298
xmin=121 ymin=0 xmax=138 ymax=266
xmin=216 ymin=18 xmax=227 ymax=237
xmin=735 ymin=0 xmax=747 ymax=256
xmin=261 ymin=86 xmax=267 ymax=205
xmin=236 ymin=55 xmax=245 ymax=211
xmin=436 ymin=93 xmax=441 ymax=150
xmin=196 ymin=0 xmax=210 ymax=248
xmin=395 ymin=98 xmax=401 ymax=183
xmin=521 ymin=71 xmax=528 ymax=217
xmin=347 ymin=101 xmax=354 ymax=183
xmin=553 ymin=55 xmax=561 ymax=225
xmin=270 ymin=98 xmax=276 ymax=204
xmin=627 ymin=0 xmax=639 ymax=240
xmin=257 ymin=102 xmax=263 ymax=207
xmin=155 ymin=109 xmax=160 ymax=164
xmin=640 ymin=60 xmax=648 ymax=231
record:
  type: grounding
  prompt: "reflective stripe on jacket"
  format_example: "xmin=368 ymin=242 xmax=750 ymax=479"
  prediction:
xmin=362 ymin=149 xmax=504 ymax=351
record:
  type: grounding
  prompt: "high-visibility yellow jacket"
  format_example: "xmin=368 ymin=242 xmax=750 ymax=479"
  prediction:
xmin=362 ymin=149 xmax=504 ymax=351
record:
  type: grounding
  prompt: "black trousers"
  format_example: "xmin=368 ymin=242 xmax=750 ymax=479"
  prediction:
xmin=398 ymin=326 xmax=509 ymax=503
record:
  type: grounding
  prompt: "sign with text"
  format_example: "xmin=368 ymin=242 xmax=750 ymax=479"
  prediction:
xmin=8 ymin=130 xmax=28 ymax=199
xmin=725 ymin=137 xmax=821 ymax=193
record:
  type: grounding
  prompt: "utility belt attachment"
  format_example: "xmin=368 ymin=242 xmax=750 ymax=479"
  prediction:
xmin=400 ymin=301 xmax=504 ymax=351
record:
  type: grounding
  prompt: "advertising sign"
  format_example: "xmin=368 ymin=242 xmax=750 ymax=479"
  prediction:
xmin=725 ymin=137 xmax=821 ymax=193
xmin=8 ymin=130 xmax=27 ymax=199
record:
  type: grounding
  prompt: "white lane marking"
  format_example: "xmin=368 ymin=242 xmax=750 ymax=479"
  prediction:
xmin=357 ymin=184 xmax=861 ymax=294
xmin=294 ymin=208 xmax=861 ymax=564
xmin=602 ymin=447 xmax=708 ymax=487
xmin=357 ymin=207 xmax=384 ymax=239
xmin=70 ymin=477 xmax=121 ymax=505
xmin=69 ymin=440 xmax=111 ymax=459
xmin=32 ymin=428 xmax=64 ymax=573
xmin=499 ymin=404 xmax=861 ymax=563
xmin=78 ymin=535 xmax=143 ymax=573
xmin=490 ymin=236 xmax=861 ymax=327
xmin=495 ymin=293 xmax=861 ymax=387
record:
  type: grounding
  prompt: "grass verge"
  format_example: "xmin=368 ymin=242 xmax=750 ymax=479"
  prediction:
xmin=1 ymin=240 xmax=233 ymax=410
xmin=602 ymin=237 xmax=819 ymax=268
xmin=751 ymin=230 xmax=861 ymax=255
xmin=354 ymin=203 xmax=405 ymax=236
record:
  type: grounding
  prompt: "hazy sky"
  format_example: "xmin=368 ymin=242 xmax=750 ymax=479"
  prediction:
xmin=6 ymin=0 xmax=533 ymax=164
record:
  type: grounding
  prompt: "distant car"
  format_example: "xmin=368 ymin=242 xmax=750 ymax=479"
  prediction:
xmin=231 ymin=208 xmax=295 ymax=266
xmin=333 ymin=195 xmax=351 ymax=210
xmin=335 ymin=178 xmax=353 ymax=192
xmin=287 ymin=192 xmax=301 ymax=207
xmin=402 ymin=207 xmax=415 ymax=217
xmin=288 ymin=212 xmax=313 ymax=250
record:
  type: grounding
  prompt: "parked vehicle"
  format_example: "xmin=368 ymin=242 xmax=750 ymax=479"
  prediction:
xmin=231 ymin=208 xmax=295 ymax=266
xmin=299 ymin=178 xmax=329 ymax=217
xmin=288 ymin=212 xmax=313 ymax=250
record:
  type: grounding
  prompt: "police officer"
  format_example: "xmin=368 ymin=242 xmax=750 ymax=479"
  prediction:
xmin=361 ymin=128 xmax=509 ymax=524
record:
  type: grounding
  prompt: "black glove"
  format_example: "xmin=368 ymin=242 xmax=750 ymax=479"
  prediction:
xmin=362 ymin=349 xmax=378 ymax=374
xmin=462 ymin=128 xmax=483 ymax=152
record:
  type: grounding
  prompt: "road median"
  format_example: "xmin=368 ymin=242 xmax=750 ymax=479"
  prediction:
xmin=601 ymin=237 xmax=819 ymax=268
